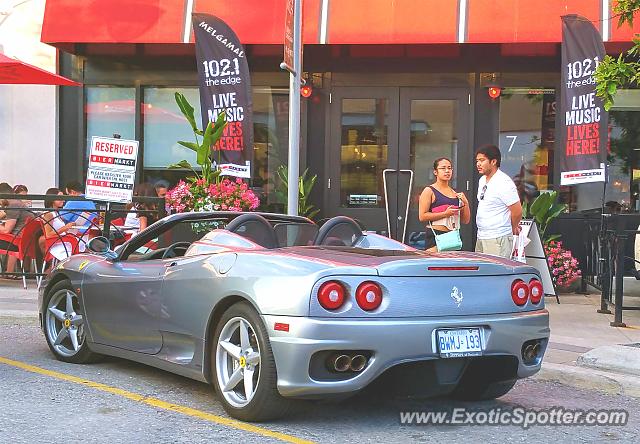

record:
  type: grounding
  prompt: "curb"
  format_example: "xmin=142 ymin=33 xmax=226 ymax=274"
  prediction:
xmin=534 ymin=362 xmax=640 ymax=398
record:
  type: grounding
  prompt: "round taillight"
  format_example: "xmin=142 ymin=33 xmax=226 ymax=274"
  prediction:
xmin=355 ymin=281 xmax=383 ymax=311
xmin=511 ymin=279 xmax=529 ymax=306
xmin=317 ymin=281 xmax=346 ymax=310
xmin=529 ymin=279 xmax=544 ymax=304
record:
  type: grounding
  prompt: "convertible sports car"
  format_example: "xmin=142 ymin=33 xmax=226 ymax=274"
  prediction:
xmin=39 ymin=211 xmax=549 ymax=421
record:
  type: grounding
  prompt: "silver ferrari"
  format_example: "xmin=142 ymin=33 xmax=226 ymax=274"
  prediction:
xmin=39 ymin=211 xmax=550 ymax=421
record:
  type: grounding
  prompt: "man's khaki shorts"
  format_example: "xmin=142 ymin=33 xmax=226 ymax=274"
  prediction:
xmin=475 ymin=234 xmax=514 ymax=258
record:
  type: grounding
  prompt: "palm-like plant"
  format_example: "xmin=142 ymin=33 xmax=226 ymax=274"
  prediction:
xmin=274 ymin=165 xmax=320 ymax=219
xmin=522 ymin=191 xmax=567 ymax=242
xmin=171 ymin=92 xmax=227 ymax=184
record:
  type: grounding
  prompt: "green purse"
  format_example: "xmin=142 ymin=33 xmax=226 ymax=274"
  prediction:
xmin=429 ymin=202 xmax=462 ymax=251
xmin=431 ymin=226 xmax=462 ymax=251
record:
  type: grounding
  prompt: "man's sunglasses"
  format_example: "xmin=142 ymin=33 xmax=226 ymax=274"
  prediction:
xmin=480 ymin=184 xmax=487 ymax=200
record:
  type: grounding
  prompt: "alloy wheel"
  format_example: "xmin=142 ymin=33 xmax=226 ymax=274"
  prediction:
xmin=45 ymin=289 xmax=86 ymax=358
xmin=215 ymin=316 xmax=261 ymax=408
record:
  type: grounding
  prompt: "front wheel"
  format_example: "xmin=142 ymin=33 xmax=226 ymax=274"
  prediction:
xmin=212 ymin=302 xmax=293 ymax=421
xmin=43 ymin=280 xmax=100 ymax=364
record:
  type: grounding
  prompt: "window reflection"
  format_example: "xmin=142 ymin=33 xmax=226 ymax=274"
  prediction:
xmin=498 ymin=89 xmax=556 ymax=203
xmin=340 ymin=99 xmax=388 ymax=208
xmin=143 ymin=87 xmax=200 ymax=169
xmin=85 ymin=87 xmax=136 ymax=164
xmin=409 ymin=100 xmax=458 ymax=206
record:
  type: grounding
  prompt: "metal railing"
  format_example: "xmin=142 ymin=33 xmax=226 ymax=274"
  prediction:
xmin=596 ymin=213 xmax=640 ymax=327
xmin=0 ymin=193 xmax=165 ymax=287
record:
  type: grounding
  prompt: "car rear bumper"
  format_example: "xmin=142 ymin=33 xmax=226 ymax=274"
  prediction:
xmin=265 ymin=309 xmax=549 ymax=398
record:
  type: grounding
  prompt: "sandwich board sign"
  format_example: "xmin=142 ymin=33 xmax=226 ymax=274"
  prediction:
xmin=85 ymin=136 xmax=138 ymax=203
xmin=513 ymin=219 xmax=556 ymax=297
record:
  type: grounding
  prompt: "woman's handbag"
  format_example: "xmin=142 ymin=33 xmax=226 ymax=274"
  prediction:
xmin=430 ymin=225 xmax=463 ymax=251
xmin=429 ymin=199 xmax=462 ymax=252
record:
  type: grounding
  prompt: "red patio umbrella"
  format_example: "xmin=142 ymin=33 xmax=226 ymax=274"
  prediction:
xmin=0 ymin=53 xmax=81 ymax=86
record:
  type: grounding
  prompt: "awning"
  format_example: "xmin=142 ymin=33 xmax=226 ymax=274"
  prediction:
xmin=42 ymin=0 xmax=640 ymax=51
xmin=0 ymin=53 xmax=81 ymax=86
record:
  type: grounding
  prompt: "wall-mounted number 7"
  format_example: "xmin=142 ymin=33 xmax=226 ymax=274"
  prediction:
xmin=506 ymin=135 xmax=517 ymax=152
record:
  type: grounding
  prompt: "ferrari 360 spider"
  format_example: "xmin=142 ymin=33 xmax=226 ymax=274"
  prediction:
xmin=39 ymin=211 xmax=549 ymax=421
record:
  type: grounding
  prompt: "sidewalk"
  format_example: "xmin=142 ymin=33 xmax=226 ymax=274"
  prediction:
xmin=1 ymin=277 xmax=640 ymax=396
xmin=0 ymin=279 xmax=39 ymax=319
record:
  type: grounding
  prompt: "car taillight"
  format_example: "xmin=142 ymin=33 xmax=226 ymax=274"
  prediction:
xmin=355 ymin=281 xmax=383 ymax=311
xmin=529 ymin=279 xmax=543 ymax=304
xmin=511 ymin=279 xmax=529 ymax=306
xmin=317 ymin=281 xmax=346 ymax=310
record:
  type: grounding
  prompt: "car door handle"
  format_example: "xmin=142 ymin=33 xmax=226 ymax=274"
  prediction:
xmin=165 ymin=262 xmax=177 ymax=268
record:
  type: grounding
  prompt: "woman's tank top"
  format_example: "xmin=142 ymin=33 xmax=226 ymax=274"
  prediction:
xmin=428 ymin=186 xmax=460 ymax=230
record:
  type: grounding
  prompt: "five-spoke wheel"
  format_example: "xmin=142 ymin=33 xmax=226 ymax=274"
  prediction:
xmin=43 ymin=280 xmax=99 ymax=363
xmin=212 ymin=302 xmax=293 ymax=421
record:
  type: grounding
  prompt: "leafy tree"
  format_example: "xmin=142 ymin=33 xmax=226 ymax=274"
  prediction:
xmin=594 ymin=1 xmax=640 ymax=110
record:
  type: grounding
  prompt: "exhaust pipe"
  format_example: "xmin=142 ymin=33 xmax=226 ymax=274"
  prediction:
xmin=332 ymin=354 xmax=351 ymax=372
xmin=350 ymin=354 xmax=367 ymax=372
xmin=522 ymin=342 xmax=540 ymax=363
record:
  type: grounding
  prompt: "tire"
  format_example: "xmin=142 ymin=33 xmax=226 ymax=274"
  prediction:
xmin=212 ymin=301 xmax=293 ymax=421
xmin=43 ymin=280 xmax=100 ymax=364
xmin=451 ymin=378 xmax=517 ymax=401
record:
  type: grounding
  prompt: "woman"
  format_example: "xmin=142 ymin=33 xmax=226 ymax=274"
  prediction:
xmin=124 ymin=182 xmax=160 ymax=233
xmin=12 ymin=184 xmax=31 ymax=207
xmin=418 ymin=157 xmax=471 ymax=251
xmin=39 ymin=188 xmax=76 ymax=261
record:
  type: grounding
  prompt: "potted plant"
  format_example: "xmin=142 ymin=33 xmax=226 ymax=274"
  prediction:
xmin=165 ymin=93 xmax=260 ymax=214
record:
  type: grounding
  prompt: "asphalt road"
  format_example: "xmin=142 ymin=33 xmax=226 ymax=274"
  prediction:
xmin=0 ymin=316 xmax=638 ymax=444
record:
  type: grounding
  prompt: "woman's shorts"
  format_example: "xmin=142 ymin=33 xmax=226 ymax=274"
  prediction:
xmin=424 ymin=227 xmax=450 ymax=250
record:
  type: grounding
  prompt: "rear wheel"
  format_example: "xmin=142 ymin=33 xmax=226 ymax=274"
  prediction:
xmin=212 ymin=302 xmax=293 ymax=421
xmin=43 ymin=280 xmax=100 ymax=364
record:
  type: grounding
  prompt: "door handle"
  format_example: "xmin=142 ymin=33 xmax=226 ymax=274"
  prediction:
xmin=165 ymin=262 xmax=177 ymax=268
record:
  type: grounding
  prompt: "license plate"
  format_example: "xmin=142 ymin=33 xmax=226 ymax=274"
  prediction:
xmin=436 ymin=328 xmax=483 ymax=358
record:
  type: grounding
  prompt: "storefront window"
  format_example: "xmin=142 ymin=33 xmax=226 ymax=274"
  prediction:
xmin=498 ymin=88 xmax=556 ymax=203
xmin=85 ymin=87 xmax=135 ymax=163
xmin=138 ymin=86 xmax=289 ymax=210
xmin=606 ymin=90 xmax=640 ymax=212
xmin=142 ymin=87 xmax=200 ymax=170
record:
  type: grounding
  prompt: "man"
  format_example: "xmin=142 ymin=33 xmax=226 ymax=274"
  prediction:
xmin=154 ymin=180 xmax=169 ymax=199
xmin=475 ymin=144 xmax=522 ymax=258
xmin=61 ymin=181 xmax=97 ymax=226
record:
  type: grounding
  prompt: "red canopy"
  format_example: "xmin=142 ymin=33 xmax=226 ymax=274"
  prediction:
xmin=0 ymin=53 xmax=81 ymax=86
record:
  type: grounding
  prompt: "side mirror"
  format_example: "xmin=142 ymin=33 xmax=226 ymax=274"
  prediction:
xmin=87 ymin=236 xmax=117 ymax=259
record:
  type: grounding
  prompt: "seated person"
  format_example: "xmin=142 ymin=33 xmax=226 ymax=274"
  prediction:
xmin=124 ymin=183 xmax=160 ymax=234
xmin=39 ymin=188 xmax=76 ymax=261
xmin=0 ymin=189 xmax=29 ymax=277
xmin=12 ymin=184 xmax=31 ymax=207
xmin=60 ymin=181 xmax=97 ymax=227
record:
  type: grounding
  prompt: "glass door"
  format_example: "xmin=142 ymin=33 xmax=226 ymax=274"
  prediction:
xmin=328 ymin=87 xmax=471 ymax=244
xmin=399 ymin=88 xmax=472 ymax=246
xmin=328 ymin=88 xmax=400 ymax=233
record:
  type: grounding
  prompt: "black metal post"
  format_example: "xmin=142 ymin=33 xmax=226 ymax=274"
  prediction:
xmin=611 ymin=215 xmax=627 ymax=327
xmin=102 ymin=202 xmax=112 ymax=239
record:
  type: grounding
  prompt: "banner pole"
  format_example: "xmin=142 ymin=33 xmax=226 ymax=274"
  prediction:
xmin=286 ymin=0 xmax=303 ymax=216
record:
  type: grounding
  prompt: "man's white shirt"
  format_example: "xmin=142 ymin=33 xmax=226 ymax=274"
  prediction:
xmin=476 ymin=169 xmax=519 ymax=239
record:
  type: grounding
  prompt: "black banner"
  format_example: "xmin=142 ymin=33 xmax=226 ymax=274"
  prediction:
xmin=559 ymin=15 xmax=607 ymax=186
xmin=193 ymin=13 xmax=253 ymax=178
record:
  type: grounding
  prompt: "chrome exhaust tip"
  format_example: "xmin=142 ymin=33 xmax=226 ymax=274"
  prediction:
xmin=350 ymin=354 xmax=367 ymax=372
xmin=522 ymin=342 xmax=541 ymax=363
xmin=333 ymin=354 xmax=351 ymax=372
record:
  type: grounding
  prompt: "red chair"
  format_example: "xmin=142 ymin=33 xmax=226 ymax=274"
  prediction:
xmin=37 ymin=233 xmax=83 ymax=289
xmin=0 ymin=218 xmax=41 ymax=288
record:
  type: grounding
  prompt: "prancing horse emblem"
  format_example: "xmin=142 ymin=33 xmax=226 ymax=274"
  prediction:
xmin=450 ymin=286 xmax=463 ymax=307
